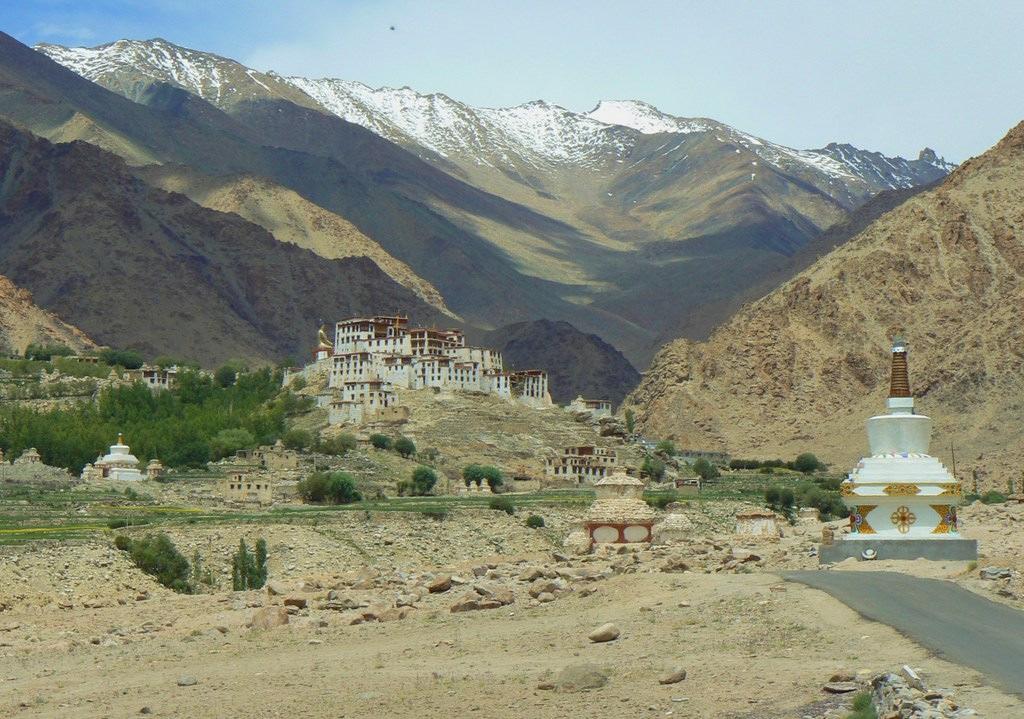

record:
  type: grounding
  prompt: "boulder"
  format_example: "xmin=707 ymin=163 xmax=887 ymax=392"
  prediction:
xmin=449 ymin=592 xmax=482 ymax=613
xmin=588 ymin=623 xmax=620 ymax=643
xmin=283 ymin=597 xmax=307 ymax=609
xmin=428 ymin=575 xmax=453 ymax=593
xmin=554 ymin=664 xmax=609 ymax=692
xmin=249 ymin=606 xmax=289 ymax=630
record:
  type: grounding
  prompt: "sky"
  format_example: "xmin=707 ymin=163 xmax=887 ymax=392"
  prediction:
xmin=7 ymin=0 xmax=1024 ymax=162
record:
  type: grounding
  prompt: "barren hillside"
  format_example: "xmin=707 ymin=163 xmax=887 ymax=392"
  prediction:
xmin=0 ymin=275 xmax=95 ymax=355
xmin=627 ymin=121 xmax=1024 ymax=488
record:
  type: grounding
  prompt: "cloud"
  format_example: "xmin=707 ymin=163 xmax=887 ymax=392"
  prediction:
xmin=33 ymin=22 xmax=97 ymax=42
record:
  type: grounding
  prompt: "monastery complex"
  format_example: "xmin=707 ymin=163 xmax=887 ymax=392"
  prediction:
xmin=292 ymin=315 xmax=554 ymax=425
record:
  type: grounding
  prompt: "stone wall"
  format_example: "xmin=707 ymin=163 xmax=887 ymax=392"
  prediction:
xmin=871 ymin=668 xmax=976 ymax=718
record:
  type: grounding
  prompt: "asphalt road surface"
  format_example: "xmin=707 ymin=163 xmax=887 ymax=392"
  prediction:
xmin=784 ymin=570 xmax=1024 ymax=696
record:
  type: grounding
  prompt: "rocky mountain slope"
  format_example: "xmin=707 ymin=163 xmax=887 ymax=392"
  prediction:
xmin=0 ymin=121 xmax=446 ymax=365
xmin=0 ymin=275 xmax=95 ymax=356
xmin=477 ymin=319 xmax=640 ymax=405
xmin=34 ymin=37 xmax=954 ymax=364
xmin=626 ymin=121 xmax=1024 ymax=487
xmin=135 ymin=167 xmax=455 ymax=317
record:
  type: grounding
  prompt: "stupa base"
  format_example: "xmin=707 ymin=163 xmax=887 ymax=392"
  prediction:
xmin=819 ymin=538 xmax=977 ymax=564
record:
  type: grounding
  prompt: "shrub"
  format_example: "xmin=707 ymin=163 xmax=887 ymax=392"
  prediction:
xmin=317 ymin=433 xmax=357 ymax=455
xmin=214 ymin=365 xmax=238 ymax=388
xmin=645 ymin=490 xmax=679 ymax=510
xmin=462 ymin=464 xmax=485 ymax=487
xmin=692 ymin=458 xmax=720 ymax=481
xmin=759 ymin=466 xmax=774 ymax=474
xmin=624 ymin=409 xmax=635 ymax=434
xmin=24 ymin=343 xmax=74 ymax=361
xmin=210 ymin=427 xmax=256 ymax=459
xmin=108 ymin=519 xmax=129 ymax=529
xmin=410 ymin=466 xmax=438 ymax=496
xmin=298 ymin=471 xmax=361 ymax=504
xmin=419 ymin=447 xmax=440 ymax=462
xmin=326 ymin=472 xmax=361 ymax=504
xmin=281 ymin=428 xmax=313 ymax=451
xmin=846 ymin=692 xmax=878 ymax=719
xmin=793 ymin=452 xmax=823 ymax=474
xmin=369 ymin=434 xmax=392 ymax=450
xmin=99 ymin=348 xmax=144 ymax=369
xmin=123 ymin=533 xmax=193 ymax=594
xmin=525 ymin=514 xmax=545 ymax=529
xmin=489 ymin=496 xmax=515 ymax=515
xmin=655 ymin=439 xmax=678 ymax=456
xmin=481 ymin=465 xmax=504 ymax=490
xmin=420 ymin=507 xmax=448 ymax=522
xmin=764 ymin=485 xmax=781 ymax=508
xmin=981 ymin=490 xmax=1007 ymax=504
xmin=642 ymin=456 xmax=666 ymax=482
xmin=114 ymin=535 xmax=131 ymax=551
xmin=394 ymin=436 xmax=416 ymax=458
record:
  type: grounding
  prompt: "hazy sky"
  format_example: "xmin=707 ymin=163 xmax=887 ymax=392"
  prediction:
xmin=8 ymin=0 xmax=1024 ymax=161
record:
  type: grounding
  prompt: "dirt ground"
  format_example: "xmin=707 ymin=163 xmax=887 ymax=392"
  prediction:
xmin=3 ymin=500 xmax=1024 ymax=718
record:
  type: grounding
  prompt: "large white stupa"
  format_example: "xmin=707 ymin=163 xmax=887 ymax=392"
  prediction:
xmin=93 ymin=433 xmax=144 ymax=482
xmin=821 ymin=337 xmax=977 ymax=562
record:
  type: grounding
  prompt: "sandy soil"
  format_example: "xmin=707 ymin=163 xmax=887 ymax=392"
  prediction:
xmin=3 ymin=504 xmax=1023 ymax=719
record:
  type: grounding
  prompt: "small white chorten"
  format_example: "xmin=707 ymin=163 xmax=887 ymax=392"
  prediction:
xmin=95 ymin=433 xmax=143 ymax=481
xmin=823 ymin=337 xmax=976 ymax=562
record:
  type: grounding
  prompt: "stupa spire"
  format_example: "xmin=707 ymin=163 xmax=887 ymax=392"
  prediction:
xmin=888 ymin=335 xmax=911 ymax=398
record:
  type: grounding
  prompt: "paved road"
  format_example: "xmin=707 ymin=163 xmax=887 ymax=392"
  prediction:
xmin=783 ymin=571 xmax=1024 ymax=696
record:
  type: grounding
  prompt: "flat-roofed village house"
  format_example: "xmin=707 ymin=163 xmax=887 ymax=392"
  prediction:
xmin=291 ymin=314 xmax=551 ymax=425
xmin=221 ymin=471 xmax=273 ymax=505
xmin=126 ymin=365 xmax=179 ymax=391
xmin=545 ymin=445 xmax=618 ymax=484
xmin=568 ymin=396 xmax=613 ymax=419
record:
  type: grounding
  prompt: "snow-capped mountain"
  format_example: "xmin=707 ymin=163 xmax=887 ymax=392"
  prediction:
xmin=37 ymin=39 xmax=953 ymax=200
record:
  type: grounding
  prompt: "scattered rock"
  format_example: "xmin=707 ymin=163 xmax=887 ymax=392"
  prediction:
xmin=249 ymin=606 xmax=289 ymax=630
xmin=553 ymin=663 xmax=609 ymax=692
xmin=283 ymin=596 xmax=307 ymax=609
xmin=588 ymin=623 xmax=620 ymax=643
xmin=822 ymin=681 xmax=858 ymax=694
xmin=979 ymin=566 xmax=1012 ymax=580
xmin=658 ymin=666 xmax=687 ymax=685
xmin=428 ymin=575 xmax=453 ymax=593
xmin=176 ymin=676 xmax=198 ymax=687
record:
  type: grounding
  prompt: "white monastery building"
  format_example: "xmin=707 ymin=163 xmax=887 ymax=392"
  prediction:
xmin=293 ymin=315 xmax=551 ymax=425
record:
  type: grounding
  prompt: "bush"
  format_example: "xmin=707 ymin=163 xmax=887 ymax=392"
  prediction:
xmin=298 ymin=471 xmax=361 ymax=504
xmin=758 ymin=466 xmax=774 ymax=474
xmin=369 ymin=434 xmax=392 ymax=450
xmin=624 ymin=409 xmax=635 ymax=434
xmin=764 ymin=485 xmax=781 ymax=507
xmin=24 ymin=343 xmax=74 ymax=361
xmin=981 ymin=490 xmax=1007 ymax=504
xmin=645 ymin=490 xmax=679 ymax=510
xmin=210 ymin=427 xmax=256 ymax=459
xmin=114 ymin=535 xmax=131 ymax=551
xmin=462 ymin=464 xmax=485 ymax=487
xmin=317 ymin=433 xmax=357 ymax=455
xmin=281 ymin=428 xmax=313 ymax=451
xmin=525 ymin=514 xmax=545 ymax=529
xmin=692 ymin=458 xmax=720 ymax=481
xmin=419 ymin=447 xmax=440 ymax=462
xmin=214 ymin=365 xmax=238 ymax=388
xmin=122 ymin=533 xmax=193 ymax=594
xmin=655 ymin=439 xmax=677 ymax=456
xmin=481 ymin=465 xmax=503 ymax=490
xmin=846 ymin=692 xmax=878 ymax=719
xmin=489 ymin=496 xmax=515 ymax=515
xmin=793 ymin=452 xmax=823 ymax=474
xmin=108 ymin=519 xmax=129 ymax=529
xmin=642 ymin=456 xmax=666 ymax=482
xmin=420 ymin=507 xmax=448 ymax=521
xmin=394 ymin=436 xmax=416 ymax=458
xmin=409 ymin=466 xmax=438 ymax=496
xmin=99 ymin=348 xmax=144 ymax=369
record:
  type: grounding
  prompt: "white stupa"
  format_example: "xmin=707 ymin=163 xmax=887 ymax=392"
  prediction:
xmin=94 ymin=433 xmax=143 ymax=482
xmin=822 ymin=337 xmax=976 ymax=562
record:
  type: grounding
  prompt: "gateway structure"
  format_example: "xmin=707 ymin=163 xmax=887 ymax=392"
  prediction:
xmin=821 ymin=337 xmax=976 ymax=563
xmin=293 ymin=315 xmax=552 ymax=425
